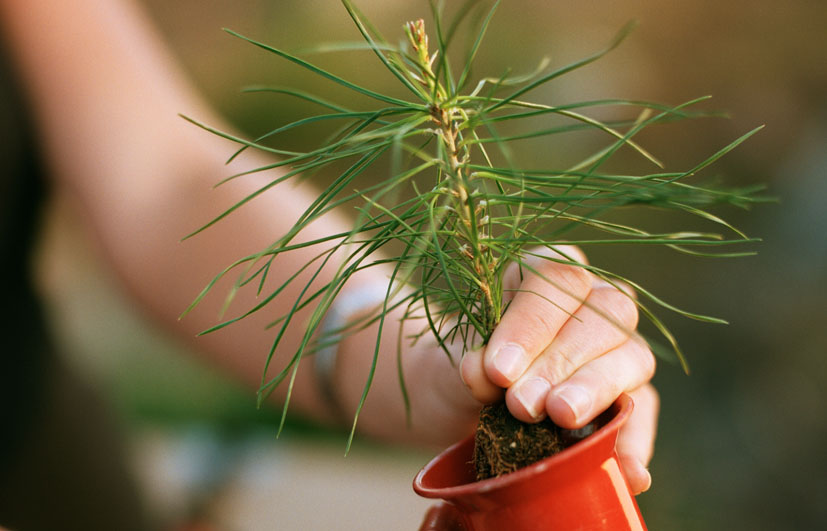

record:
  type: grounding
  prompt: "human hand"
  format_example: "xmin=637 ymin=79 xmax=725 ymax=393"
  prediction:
xmin=459 ymin=246 xmax=658 ymax=494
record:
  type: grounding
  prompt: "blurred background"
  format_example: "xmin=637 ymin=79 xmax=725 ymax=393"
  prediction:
xmin=33 ymin=0 xmax=825 ymax=529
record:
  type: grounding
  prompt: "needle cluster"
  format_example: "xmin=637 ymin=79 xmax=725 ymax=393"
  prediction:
xmin=182 ymin=0 xmax=764 ymax=445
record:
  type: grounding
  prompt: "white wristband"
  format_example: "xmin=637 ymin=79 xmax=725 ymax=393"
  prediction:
xmin=314 ymin=283 xmax=389 ymax=423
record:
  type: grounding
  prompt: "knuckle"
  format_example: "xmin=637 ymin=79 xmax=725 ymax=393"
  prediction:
xmin=560 ymin=245 xmax=588 ymax=265
xmin=637 ymin=341 xmax=657 ymax=381
xmin=591 ymin=364 xmax=620 ymax=398
xmin=643 ymin=382 xmax=660 ymax=410
xmin=502 ymin=259 xmax=524 ymax=293
xmin=545 ymin=244 xmax=588 ymax=265
xmin=551 ymin=262 xmax=592 ymax=300
xmin=547 ymin=349 xmax=579 ymax=386
xmin=617 ymin=280 xmax=637 ymax=300
xmin=516 ymin=308 xmax=562 ymax=349
xmin=603 ymin=289 xmax=639 ymax=330
xmin=631 ymin=382 xmax=660 ymax=420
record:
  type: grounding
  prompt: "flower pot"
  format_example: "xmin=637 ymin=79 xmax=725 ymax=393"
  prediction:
xmin=413 ymin=393 xmax=646 ymax=530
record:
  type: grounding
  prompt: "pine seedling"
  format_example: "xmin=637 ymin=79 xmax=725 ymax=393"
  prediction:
xmin=182 ymin=0 xmax=764 ymax=456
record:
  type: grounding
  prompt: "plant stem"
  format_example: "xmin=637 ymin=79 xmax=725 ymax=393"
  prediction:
xmin=408 ymin=18 xmax=500 ymax=341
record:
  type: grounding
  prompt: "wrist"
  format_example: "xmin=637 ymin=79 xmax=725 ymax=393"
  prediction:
xmin=314 ymin=281 xmax=389 ymax=424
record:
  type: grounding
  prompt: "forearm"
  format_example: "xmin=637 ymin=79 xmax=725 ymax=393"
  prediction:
xmin=0 ymin=0 xmax=479 ymax=439
xmin=0 ymin=0 xmax=337 ymax=419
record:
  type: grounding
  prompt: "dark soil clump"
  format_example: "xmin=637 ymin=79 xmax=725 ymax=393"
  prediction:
xmin=472 ymin=401 xmax=568 ymax=480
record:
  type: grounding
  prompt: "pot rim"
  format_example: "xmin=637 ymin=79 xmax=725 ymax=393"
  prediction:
xmin=413 ymin=393 xmax=634 ymax=497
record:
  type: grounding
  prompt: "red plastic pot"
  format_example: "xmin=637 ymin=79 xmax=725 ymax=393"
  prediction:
xmin=413 ymin=394 xmax=646 ymax=530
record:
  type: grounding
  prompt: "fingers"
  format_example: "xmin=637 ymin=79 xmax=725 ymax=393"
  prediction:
xmin=501 ymin=280 xmax=644 ymax=423
xmin=617 ymin=383 xmax=659 ymax=494
xmin=459 ymin=347 xmax=503 ymax=404
xmin=534 ymin=280 xmax=639 ymax=387
xmin=540 ymin=336 xmax=655 ymax=427
xmin=457 ymin=245 xmax=658 ymax=496
xmin=483 ymin=246 xmax=592 ymax=388
xmin=460 ymin=244 xmax=654 ymax=432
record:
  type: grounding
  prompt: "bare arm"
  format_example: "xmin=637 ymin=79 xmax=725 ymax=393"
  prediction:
xmin=0 ymin=0 xmax=343 ymax=420
xmin=0 ymin=0 xmax=483 ymax=445
xmin=0 ymin=0 xmax=657 ymax=487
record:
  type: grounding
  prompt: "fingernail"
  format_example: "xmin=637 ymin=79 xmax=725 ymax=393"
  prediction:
xmin=515 ymin=378 xmax=551 ymax=420
xmin=641 ymin=467 xmax=653 ymax=492
xmin=552 ymin=384 xmax=592 ymax=424
xmin=632 ymin=458 xmax=653 ymax=493
xmin=491 ymin=343 xmax=526 ymax=382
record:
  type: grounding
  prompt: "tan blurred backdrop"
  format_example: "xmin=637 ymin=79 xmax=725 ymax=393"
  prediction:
xmin=35 ymin=1 xmax=826 ymax=529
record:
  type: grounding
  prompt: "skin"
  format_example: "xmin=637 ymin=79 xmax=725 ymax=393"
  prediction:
xmin=0 ymin=0 xmax=656 ymax=496
xmin=460 ymin=247 xmax=658 ymax=492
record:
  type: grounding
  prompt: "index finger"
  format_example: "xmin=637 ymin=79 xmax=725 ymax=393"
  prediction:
xmin=484 ymin=246 xmax=592 ymax=388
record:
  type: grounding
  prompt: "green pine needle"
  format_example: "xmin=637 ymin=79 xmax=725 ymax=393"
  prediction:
xmin=184 ymin=1 xmax=764 ymax=447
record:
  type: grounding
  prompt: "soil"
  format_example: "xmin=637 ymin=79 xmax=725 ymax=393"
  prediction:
xmin=473 ymin=401 xmax=595 ymax=480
